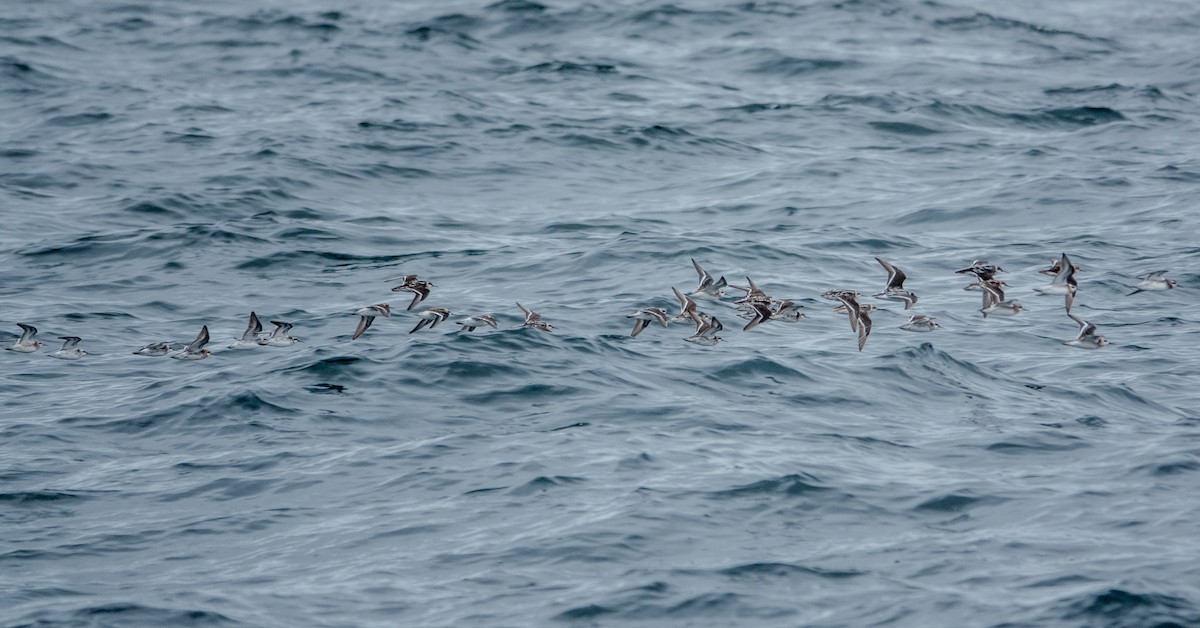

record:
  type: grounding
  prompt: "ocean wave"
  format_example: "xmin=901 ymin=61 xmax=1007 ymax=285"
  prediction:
xmin=932 ymin=12 xmax=1116 ymax=45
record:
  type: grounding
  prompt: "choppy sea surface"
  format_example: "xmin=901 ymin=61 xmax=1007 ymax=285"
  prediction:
xmin=3 ymin=0 xmax=1199 ymax=625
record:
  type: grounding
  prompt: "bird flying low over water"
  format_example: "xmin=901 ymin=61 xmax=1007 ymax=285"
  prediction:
xmin=1064 ymin=312 xmax=1108 ymax=349
xmin=133 ymin=341 xmax=173 ymax=356
xmin=50 ymin=336 xmax=88 ymax=360
xmin=671 ymin=287 xmax=700 ymax=324
xmin=171 ymin=326 xmax=212 ymax=360
xmin=627 ymin=307 xmax=669 ymax=337
xmin=231 ymin=311 xmax=265 ymax=349
xmin=1128 ymin=271 xmax=1176 ymax=296
xmin=1033 ymin=253 xmax=1078 ymax=312
xmin=900 ymin=314 xmax=940 ymax=332
xmin=956 ymin=260 xmax=1004 ymax=283
xmin=1039 ymin=256 xmax=1080 ymax=276
xmin=6 ymin=323 xmax=42 ymax=353
xmin=873 ymin=257 xmax=919 ymax=309
xmin=826 ymin=289 xmax=872 ymax=351
xmin=684 ymin=312 xmax=723 ymax=346
xmin=410 ymin=308 xmax=452 ymax=334
xmin=352 ymin=304 xmax=391 ymax=340
xmin=391 ymin=275 xmax=434 ymax=310
xmin=689 ymin=259 xmax=727 ymax=298
xmin=732 ymin=276 xmax=770 ymax=307
xmin=517 ymin=303 xmax=553 ymax=331
xmin=770 ymin=300 xmax=804 ymax=322
xmin=457 ymin=314 xmax=497 ymax=332
xmin=980 ymin=280 xmax=1023 ymax=318
xmin=742 ymin=301 xmax=772 ymax=332
xmin=261 ymin=321 xmax=299 ymax=346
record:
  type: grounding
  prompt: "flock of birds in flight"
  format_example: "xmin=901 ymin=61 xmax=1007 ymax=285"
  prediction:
xmin=4 ymin=255 xmax=1178 ymax=360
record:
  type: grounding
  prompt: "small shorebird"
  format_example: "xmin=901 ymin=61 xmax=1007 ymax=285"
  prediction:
xmin=956 ymin=260 xmax=1004 ymax=283
xmin=352 ymin=304 xmax=391 ymax=340
xmin=833 ymin=302 xmax=878 ymax=317
xmin=770 ymin=299 xmax=804 ymax=322
xmin=50 ymin=336 xmax=88 ymax=360
xmin=829 ymin=290 xmax=872 ymax=351
xmin=980 ymin=281 xmax=1022 ymax=317
xmin=1128 ymin=270 xmax=1176 ymax=296
xmin=170 ymin=326 xmax=212 ymax=360
xmin=517 ymin=303 xmax=553 ymax=331
xmin=410 ymin=307 xmax=452 ymax=333
xmin=964 ymin=278 xmax=1008 ymax=293
xmin=390 ymin=275 xmax=434 ymax=310
xmin=742 ymin=301 xmax=773 ymax=331
xmin=1033 ymin=252 xmax=1078 ymax=312
xmin=689 ymin=259 xmax=727 ymax=298
xmin=1064 ymin=313 xmax=1108 ymax=349
xmin=873 ymin=257 xmax=919 ymax=309
xmin=626 ymin=307 xmax=669 ymax=337
xmin=732 ymin=276 xmax=770 ymax=307
xmin=899 ymin=314 xmax=941 ymax=332
xmin=260 ymin=321 xmax=300 ymax=346
xmin=1039 ymin=256 xmax=1080 ymax=276
xmin=457 ymin=314 xmax=498 ymax=332
xmin=684 ymin=312 xmax=723 ymax=345
xmin=671 ymin=287 xmax=700 ymax=324
xmin=6 ymin=323 xmax=43 ymax=353
xmin=230 ymin=311 xmax=265 ymax=349
xmin=133 ymin=341 xmax=173 ymax=356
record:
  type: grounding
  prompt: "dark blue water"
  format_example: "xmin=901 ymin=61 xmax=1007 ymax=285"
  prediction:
xmin=3 ymin=0 xmax=1199 ymax=625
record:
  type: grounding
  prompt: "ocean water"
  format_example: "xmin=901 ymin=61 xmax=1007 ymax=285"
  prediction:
xmin=3 ymin=0 xmax=1199 ymax=625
